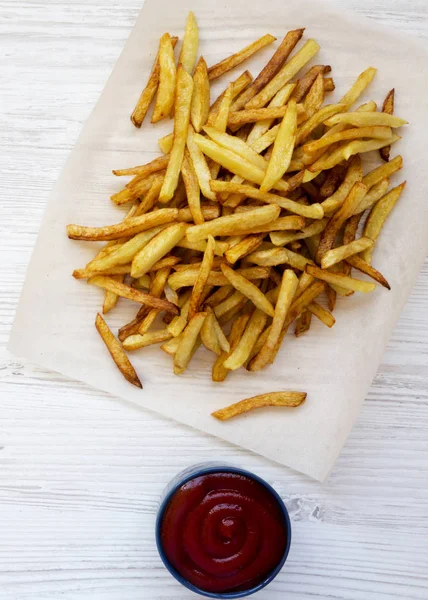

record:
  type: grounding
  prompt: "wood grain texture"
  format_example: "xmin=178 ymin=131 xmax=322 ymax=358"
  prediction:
xmin=1 ymin=0 xmax=427 ymax=598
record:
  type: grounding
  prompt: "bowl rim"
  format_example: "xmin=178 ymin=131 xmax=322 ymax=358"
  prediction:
xmin=155 ymin=464 xmax=292 ymax=599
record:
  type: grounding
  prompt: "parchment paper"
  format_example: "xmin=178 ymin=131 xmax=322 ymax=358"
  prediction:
xmin=9 ymin=0 xmax=428 ymax=480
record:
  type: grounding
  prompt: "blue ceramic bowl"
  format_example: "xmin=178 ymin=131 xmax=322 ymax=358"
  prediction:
xmin=155 ymin=462 xmax=292 ymax=598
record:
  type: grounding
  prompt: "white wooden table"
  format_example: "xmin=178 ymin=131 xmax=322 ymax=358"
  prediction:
xmin=1 ymin=1 xmax=428 ymax=598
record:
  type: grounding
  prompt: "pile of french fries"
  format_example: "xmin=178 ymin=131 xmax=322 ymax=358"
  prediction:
xmin=67 ymin=12 xmax=407 ymax=419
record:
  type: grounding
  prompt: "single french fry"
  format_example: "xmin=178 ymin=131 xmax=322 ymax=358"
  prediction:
xmin=246 ymin=39 xmax=321 ymax=109
xmin=362 ymin=182 xmax=406 ymax=263
xmin=95 ymin=314 xmax=142 ymax=388
xmin=160 ymin=66 xmax=194 ymax=202
xmin=169 ymin=266 xmax=270 ymax=290
xmin=302 ymin=73 xmax=325 ymax=118
xmin=181 ymin=151 xmax=204 ymax=225
xmin=151 ymin=33 xmax=177 ymax=123
xmin=113 ymin=155 xmax=169 ymax=177
xmin=345 ymin=255 xmax=390 ymax=289
xmin=123 ymin=329 xmax=172 ymax=351
xmin=186 ymin=126 xmax=217 ymax=202
xmin=186 ymin=204 xmax=280 ymax=242
xmin=362 ymin=155 xmax=403 ymax=190
xmin=228 ymin=104 xmax=305 ymax=129
xmin=212 ymin=391 xmax=306 ymax=419
xmin=209 ymin=181 xmax=324 ymax=219
xmin=213 ymin=315 xmax=230 ymax=353
xmin=102 ymin=274 xmax=124 ymax=314
xmin=73 ymin=264 xmax=131 ymax=280
xmin=339 ymin=67 xmax=377 ymax=108
xmin=208 ymin=33 xmax=276 ymax=80
xmin=261 ymin=99 xmax=297 ymax=192
xmin=247 ymin=246 xmax=313 ymax=271
xmin=174 ymin=312 xmax=207 ymax=374
xmin=189 ymin=235 xmax=216 ymax=318
xmin=212 ymin=314 xmax=250 ymax=382
xmin=326 ymin=285 xmax=337 ymax=311
xmin=325 ymin=112 xmax=407 ymax=128
xmin=270 ymin=218 xmax=327 ymax=247
xmin=167 ymin=297 xmax=191 ymax=337
xmin=324 ymin=77 xmax=335 ymax=92
xmin=295 ymin=310 xmax=312 ymax=337
xmin=67 ymin=209 xmax=178 ymax=242
xmin=130 ymin=223 xmax=188 ymax=278
xmin=133 ymin=176 xmax=164 ymax=216
xmin=354 ymin=178 xmax=390 ymax=215
xmin=321 ymin=237 xmax=374 ymax=269
xmin=249 ymin=270 xmax=298 ymax=370
xmin=179 ymin=11 xmax=198 ymax=73
xmin=308 ymin=301 xmax=335 ymax=327
xmin=303 ymin=126 xmax=393 ymax=155
xmin=306 ymin=264 xmax=376 ymax=293
xmin=190 ymin=57 xmax=210 ymax=132
xmin=225 ymin=235 xmax=264 ymax=264
xmin=235 ymin=215 xmax=306 ymax=235
xmin=380 ymin=89 xmax=395 ymax=161
xmin=221 ymin=264 xmax=274 ymax=316
xmin=200 ymin=307 xmax=221 ymax=354
xmin=214 ymin=83 xmax=234 ymax=133
xmin=159 ymin=132 xmax=174 ymax=154
xmin=316 ymin=182 xmax=368 ymax=262
xmin=177 ymin=237 xmax=228 ymax=256
xmin=232 ymin=29 xmax=305 ymax=110
xmin=131 ymin=35 xmax=178 ymax=127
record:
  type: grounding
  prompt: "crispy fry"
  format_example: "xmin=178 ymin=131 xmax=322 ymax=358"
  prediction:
xmin=169 ymin=266 xmax=270 ymax=290
xmin=186 ymin=204 xmax=280 ymax=241
xmin=235 ymin=215 xmax=306 ymax=235
xmin=131 ymin=35 xmax=178 ymax=127
xmin=221 ymin=264 xmax=274 ymax=316
xmin=89 ymin=275 xmax=179 ymax=313
xmin=151 ymin=33 xmax=177 ymax=123
xmin=345 ymin=255 xmax=390 ymax=289
xmin=95 ymin=314 xmax=142 ymax=388
xmin=212 ymin=391 xmax=306 ymax=420
xmin=210 ymin=181 xmax=324 ymax=219
xmin=380 ymin=89 xmax=395 ymax=161
xmin=167 ymin=297 xmax=191 ymax=337
xmin=232 ymin=29 xmax=304 ymax=110
xmin=174 ymin=312 xmax=206 ymax=374
xmin=306 ymin=264 xmax=376 ymax=293
xmin=102 ymin=274 xmax=124 ymax=314
xmin=317 ymin=182 xmax=368 ymax=262
xmin=319 ymin=165 xmax=345 ymax=199
xmin=354 ymin=178 xmax=390 ymax=215
xmin=246 ymin=39 xmax=321 ymax=109
xmin=186 ymin=126 xmax=217 ymax=201
xmin=160 ymin=66 xmax=194 ymax=201
xmin=325 ymin=112 xmax=407 ymax=128
xmin=113 ymin=155 xmax=169 ymax=178
xmin=250 ymin=270 xmax=298 ymax=370
xmin=223 ymin=308 xmax=268 ymax=371
xmin=324 ymin=77 xmax=335 ymax=92
xmin=261 ymin=99 xmax=297 ymax=192
xmin=131 ymin=223 xmax=188 ymax=278
xmin=326 ymin=285 xmax=337 ymax=311
xmin=303 ymin=126 xmax=393 ymax=154
xmin=212 ymin=314 xmax=250 ymax=382
xmin=208 ymin=33 xmax=276 ymax=80
xmin=228 ymin=104 xmax=304 ymax=128
xmin=270 ymin=218 xmax=327 ymax=247
xmin=302 ymin=72 xmax=325 ymax=119
xmin=362 ymin=182 xmax=406 ymax=263
xmin=67 ymin=210 xmax=177 ymax=242
xmin=190 ymin=56 xmax=210 ymax=132
xmin=308 ymin=301 xmax=335 ymax=327
xmin=123 ymin=329 xmax=172 ymax=351
xmin=247 ymin=246 xmax=313 ymax=270
xmin=363 ymin=155 xmax=403 ymax=190
xmin=225 ymin=235 xmax=264 ymax=264
xmin=189 ymin=236 xmax=216 ymax=318
xmin=339 ymin=67 xmax=377 ymax=108
xmin=177 ymin=237 xmax=228 ymax=256
xmin=73 ymin=264 xmax=131 ymax=279
xmin=321 ymin=237 xmax=373 ymax=269
xmin=181 ymin=150 xmax=204 ymax=225
xmin=201 ymin=307 xmax=222 ymax=354
xmin=214 ymin=83 xmax=234 ymax=133
xmin=179 ymin=11 xmax=198 ymax=73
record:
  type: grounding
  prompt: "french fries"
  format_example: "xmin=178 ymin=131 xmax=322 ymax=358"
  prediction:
xmin=151 ymin=33 xmax=177 ymax=123
xmin=212 ymin=391 xmax=306 ymax=420
xmin=208 ymin=34 xmax=276 ymax=80
xmin=68 ymin=12 xmax=408 ymax=410
xmin=95 ymin=314 xmax=142 ymax=388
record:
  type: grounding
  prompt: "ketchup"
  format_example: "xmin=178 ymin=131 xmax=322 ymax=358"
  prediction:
xmin=160 ymin=472 xmax=288 ymax=593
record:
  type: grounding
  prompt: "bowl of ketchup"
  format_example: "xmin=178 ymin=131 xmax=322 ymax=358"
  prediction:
xmin=156 ymin=463 xmax=291 ymax=598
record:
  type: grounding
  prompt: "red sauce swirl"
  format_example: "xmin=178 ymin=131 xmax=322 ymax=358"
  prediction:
xmin=160 ymin=472 xmax=288 ymax=593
